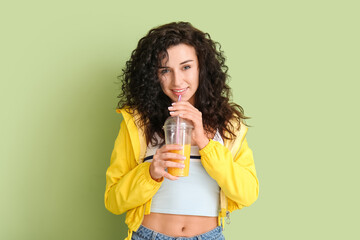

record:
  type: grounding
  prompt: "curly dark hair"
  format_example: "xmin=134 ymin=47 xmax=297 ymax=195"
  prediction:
xmin=117 ymin=21 xmax=249 ymax=146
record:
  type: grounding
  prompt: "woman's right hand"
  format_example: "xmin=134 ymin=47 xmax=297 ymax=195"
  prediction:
xmin=149 ymin=144 xmax=185 ymax=181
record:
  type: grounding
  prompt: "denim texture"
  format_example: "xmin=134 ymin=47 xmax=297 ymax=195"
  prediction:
xmin=131 ymin=225 xmax=225 ymax=240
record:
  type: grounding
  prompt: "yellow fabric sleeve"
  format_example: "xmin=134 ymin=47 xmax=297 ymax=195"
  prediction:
xmin=104 ymin=120 xmax=163 ymax=215
xmin=199 ymin=138 xmax=259 ymax=207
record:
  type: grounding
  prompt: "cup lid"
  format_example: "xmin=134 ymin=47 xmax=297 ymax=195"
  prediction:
xmin=163 ymin=116 xmax=194 ymax=129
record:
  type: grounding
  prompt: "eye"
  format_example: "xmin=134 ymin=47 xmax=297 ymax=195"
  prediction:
xmin=183 ymin=65 xmax=191 ymax=70
xmin=160 ymin=68 xmax=170 ymax=75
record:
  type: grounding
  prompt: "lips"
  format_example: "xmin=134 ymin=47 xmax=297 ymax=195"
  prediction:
xmin=172 ymin=88 xmax=188 ymax=96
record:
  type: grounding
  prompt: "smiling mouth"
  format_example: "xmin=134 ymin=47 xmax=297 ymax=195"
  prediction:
xmin=172 ymin=88 xmax=187 ymax=93
xmin=172 ymin=88 xmax=188 ymax=97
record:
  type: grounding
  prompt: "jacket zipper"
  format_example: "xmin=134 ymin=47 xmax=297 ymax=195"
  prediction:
xmin=226 ymin=211 xmax=231 ymax=224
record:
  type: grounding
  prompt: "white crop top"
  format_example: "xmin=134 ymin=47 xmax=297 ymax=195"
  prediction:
xmin=143 ymin=131 xmax=224 ymax=217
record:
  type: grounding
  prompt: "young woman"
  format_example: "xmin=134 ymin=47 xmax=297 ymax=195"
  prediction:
xmin=105 ymin=22 xmax=259 ymax=240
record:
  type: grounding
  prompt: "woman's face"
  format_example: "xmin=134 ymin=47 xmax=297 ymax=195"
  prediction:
xmin=158 ymin=43 xmax=199 ymax=105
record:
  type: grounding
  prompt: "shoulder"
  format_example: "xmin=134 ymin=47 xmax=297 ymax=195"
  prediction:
xmin=116 ymin=107 xmax=147 ymax=161
xmin=116 ymin=107 xmax=135 ymax=122
xmin=115 ymin=107 xmax=143 ymax=142
xmin=223 ymin=118 xmax=248 ymax=156
xmin=116 ymin=107 xmax=142 ymax=129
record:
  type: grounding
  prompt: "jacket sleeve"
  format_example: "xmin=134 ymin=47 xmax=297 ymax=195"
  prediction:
xmin=199 ymin=137 xmax=259 ymax=207
xmin=104 ymin=120 xmax=163 ymax=215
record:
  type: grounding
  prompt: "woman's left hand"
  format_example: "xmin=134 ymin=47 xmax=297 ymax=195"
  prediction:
xmin=168 ymin=101 xmax=209 ymax=149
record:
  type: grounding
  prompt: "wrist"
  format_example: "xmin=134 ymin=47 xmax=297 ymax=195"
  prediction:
xmin=197 ymin=137 xmax=210 ymax=150
xmin=149 ymin=164 xmax=163 ymax=182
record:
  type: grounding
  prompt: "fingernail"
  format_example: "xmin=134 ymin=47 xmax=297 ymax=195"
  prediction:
xmin=168 ymin=106 xmax=174 ymax=110
xmin=172 ymin=102 xmax=176 ymax=106
xmin=169 ymin=111 xmax=174 ymax=115
xmin=182 ymin=156 xmax=186 ymax=160
xmin=181 ymin=164 xmax=185 ymax=168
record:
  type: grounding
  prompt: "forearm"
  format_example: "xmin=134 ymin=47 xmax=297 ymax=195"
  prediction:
xmin=105 ymin=162 xmax=162 ymax=215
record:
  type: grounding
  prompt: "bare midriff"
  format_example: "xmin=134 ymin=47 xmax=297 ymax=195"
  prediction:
xmin=141 ymin=213 xmax=218 ymax=237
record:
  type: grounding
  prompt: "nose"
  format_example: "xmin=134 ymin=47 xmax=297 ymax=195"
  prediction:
xmin=172 ymin=70 xmax=183 ymax=87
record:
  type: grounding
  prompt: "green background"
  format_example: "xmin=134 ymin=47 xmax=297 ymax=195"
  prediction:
xmin=1 ymin=0 xmax=359 ymax=239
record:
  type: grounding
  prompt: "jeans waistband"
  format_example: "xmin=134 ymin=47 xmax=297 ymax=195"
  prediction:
xmin=133 ymin=225 xmax=224 ymax=240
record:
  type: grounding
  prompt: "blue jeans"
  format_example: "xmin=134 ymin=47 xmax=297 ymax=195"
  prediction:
xmin=131 ymin=225 xmax=225 ymax=240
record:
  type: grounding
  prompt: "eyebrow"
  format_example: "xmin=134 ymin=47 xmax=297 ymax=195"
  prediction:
xmin=180 ymin=60 xmax=193 ymax=65
xmin=158 ymin=60 xmax=194 ymax=69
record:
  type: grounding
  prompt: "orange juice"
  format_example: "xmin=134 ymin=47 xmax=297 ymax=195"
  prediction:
xmin=167 ymin=144 xmax=191 ymax=177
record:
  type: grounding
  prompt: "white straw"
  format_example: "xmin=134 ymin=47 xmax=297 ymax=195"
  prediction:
xmin=176 ymin=95 xmax=181 ymax=144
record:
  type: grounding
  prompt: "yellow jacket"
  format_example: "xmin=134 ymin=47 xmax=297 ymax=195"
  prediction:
xmin=105 ymin=108 xmax=259 ymax=240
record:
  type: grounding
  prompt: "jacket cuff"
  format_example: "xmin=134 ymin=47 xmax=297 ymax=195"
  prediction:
xmin=199 ymin=139 xmax=217 ymax=156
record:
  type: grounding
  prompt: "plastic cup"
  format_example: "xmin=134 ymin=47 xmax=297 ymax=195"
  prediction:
xmin=163 ymin=116 xmax=193 ymax=177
